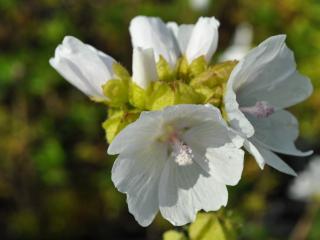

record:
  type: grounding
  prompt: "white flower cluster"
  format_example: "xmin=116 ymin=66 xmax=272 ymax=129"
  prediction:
xmin=50 ymin=16 xmax=313 ymax=227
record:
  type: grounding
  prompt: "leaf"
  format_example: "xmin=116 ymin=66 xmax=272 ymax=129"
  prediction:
xmin=128 ymin=82 xmax=147 ymax=109
xmin=112 ymin=63 xmax=131 ymax=80
xmin=163 ymin=230 xmax=187 ymax=240
xmin=174 ymin=81 xmax=202 ymax=105
xmin=157 ymin=55 xmax=175 ymax=81
xmin=190 ymin=60 xmax=238 ymax=89
xmin=102 ymin=110 xmax=140 ymax=143
xmin=102 ymin=79 xmax=128 ymax=107
xmin=188 ymin=213 xmax=237 ymax=240
xmin=146 ymin=81 xmax=175 ymax=110
xmin=189 ymin=56 xmax=207 ymax=78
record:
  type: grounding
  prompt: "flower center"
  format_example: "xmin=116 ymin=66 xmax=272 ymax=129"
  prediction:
xmin=240 ymin=101 xmax=275 ymax=118
xmin=169 ymin=132 xmax=193 ymax=166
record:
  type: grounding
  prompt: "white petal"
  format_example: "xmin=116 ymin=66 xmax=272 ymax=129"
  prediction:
xmin=232 ymin=35 xmax=313 ymax=109
xmin=185 ymin=17 xmax=220 ymax=63
xmin=250 ymin=142 xmax=297 ymax=176
xmin=112 ymin=143 xmax=167 ymax=226
xmin=243 ymin=139 xmax=265 ymax=169
xmin=205 ymin=146 xmax=244 ymax=186
xmin=158 ymin=159 xmax=228 ymax=226
xmin=161 ymin=104 xmax=224 ymax=130
xmin=183 ymin=121 xmax=235 ymax=150
xmin=224 ymin=82 xmax=255 ymax=137
xmin=49 ymin=36 xmax=116 ymax=99
xmin=132 ymin=47 xmax=158 ymax=89
xmin=129 ymin=16 xmax=180 ymax=67
xmin=183 ymin=123 xmax=244 ymax=186
xmin=167 ymin=22 xmax=194 ymax=54
xmin=107 ymin=110 xmax=163 ymax=155
xmin=247 ymin=110 xmax=313 ymax=156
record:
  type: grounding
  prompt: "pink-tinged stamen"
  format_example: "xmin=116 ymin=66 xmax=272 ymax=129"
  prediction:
xmin=169 ymin=132 xmax=193 ymax=166
xmin=240 ymin=101 xmax=275 ymax=118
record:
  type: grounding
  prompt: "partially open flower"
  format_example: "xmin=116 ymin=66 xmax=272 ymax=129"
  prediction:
xmin=224 ymin=35 xmax=313 ymax=175
xmin=49 ymin=36 xmax=116 ymax=100
xmin=130 ymin=16 xmax=219 ymax=66
xmin=108 ymin=104 xmax=244 ymax=226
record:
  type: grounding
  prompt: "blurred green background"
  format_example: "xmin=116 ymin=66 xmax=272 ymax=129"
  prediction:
xmin=0 ymin=0 xmax=319 ymax=239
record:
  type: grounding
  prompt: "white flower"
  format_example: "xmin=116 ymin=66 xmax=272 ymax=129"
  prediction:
xmin=50 ymin=36 xmax=116 ymax=99
xmin=219 ymin=23 xmax=253 ymax=62
xmin=224 ymin=35 xmax=313 ymax=176
xmin=290 ymin=156 xmax=320 ymax=200
xmin=108 ymin=104 xmax=245 ymax=226
xmin=129 ymin=16 xmax=219 ymax=66
xmin=189 ymin=0 xmax=210 ymax=12
xmin=50 ymin=36 xmax=159 ymax=94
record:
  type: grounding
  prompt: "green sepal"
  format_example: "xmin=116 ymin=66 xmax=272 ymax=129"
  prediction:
xmin=157 ymin=55 xmax=175 ymax=82
xmin=112 ymin=63 xmax=131 ymax=80
xmin=194 ymin=85 xmax=224 ymax=106
xmin=102 ymin=78 xmax=128 ymax=107
xmin=146 ymin=81 xmax=202 ymax=110
xmin=189 ymin=56 xmax=207 ymax=78
xmin=102 ymin=109 xmax=140 ymax=143
xmin=173 ymin=81 xmax=202 ymax=105
xmin=128 ymin=82 xmax=148 ymax=109
xmin=146 ymin=81 xmax=175 ymax=110
xmin=176 ymin=56 xmax=189 ymax=81
xmin=190 ymin=60 xmax=238 ymax=89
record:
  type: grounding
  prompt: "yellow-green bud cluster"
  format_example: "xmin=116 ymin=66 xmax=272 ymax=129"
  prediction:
xmin=101 ymin=56 xmax=238 ymax=143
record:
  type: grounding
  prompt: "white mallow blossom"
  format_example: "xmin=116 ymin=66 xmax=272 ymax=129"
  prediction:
xmin=219 ymin=23 xmax=253 ymax=62
xmin=290 ymin=156 xmax=320 ymax=200
xmin=50 ymin=36 xmax=116 ymax=99
xmin=129 ymin=16 xmax=219 ymax=67
xmin=224 ymin=35 xmax=313 ymax=176
xmin=50 ymin=36 xmax=159 ymax=95
xmin=108 ymin=104 xmax=245 ymax=226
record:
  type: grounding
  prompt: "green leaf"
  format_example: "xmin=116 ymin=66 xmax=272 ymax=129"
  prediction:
xmin=112 ymin=63 xmax=131 ymax=80
xmin=190 ymin=60 xmax=238 ymax=89
xmin=128 ymin=82 xmax=147 ymax=109
xmin=102 ymin=79 xmax=128 ymax=107
xmin=157 ymin=55 xmax=175 ymax=81
xmin=174 ymin=82 xmax=202 ymax=105
xmin=163 ymin=230 xmax=187 ymax=240
xmin=176 ymin=56 xmax=189 ymax=81
xmin=188 ymin=213 xmax=237 ymax=240
xmin=147 ymin=81 xmax=175 ymax=110
xmin=189 ymin=56 xmax=207 ymax=78
xmin=102 ymin=110 xmax=140 ymax=143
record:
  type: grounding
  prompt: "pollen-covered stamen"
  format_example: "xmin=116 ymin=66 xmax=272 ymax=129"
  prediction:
xmin=240 ymin=101 xmax=275 ymax=118
xmin=169 ymin=132 xmax=193 ymax=166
